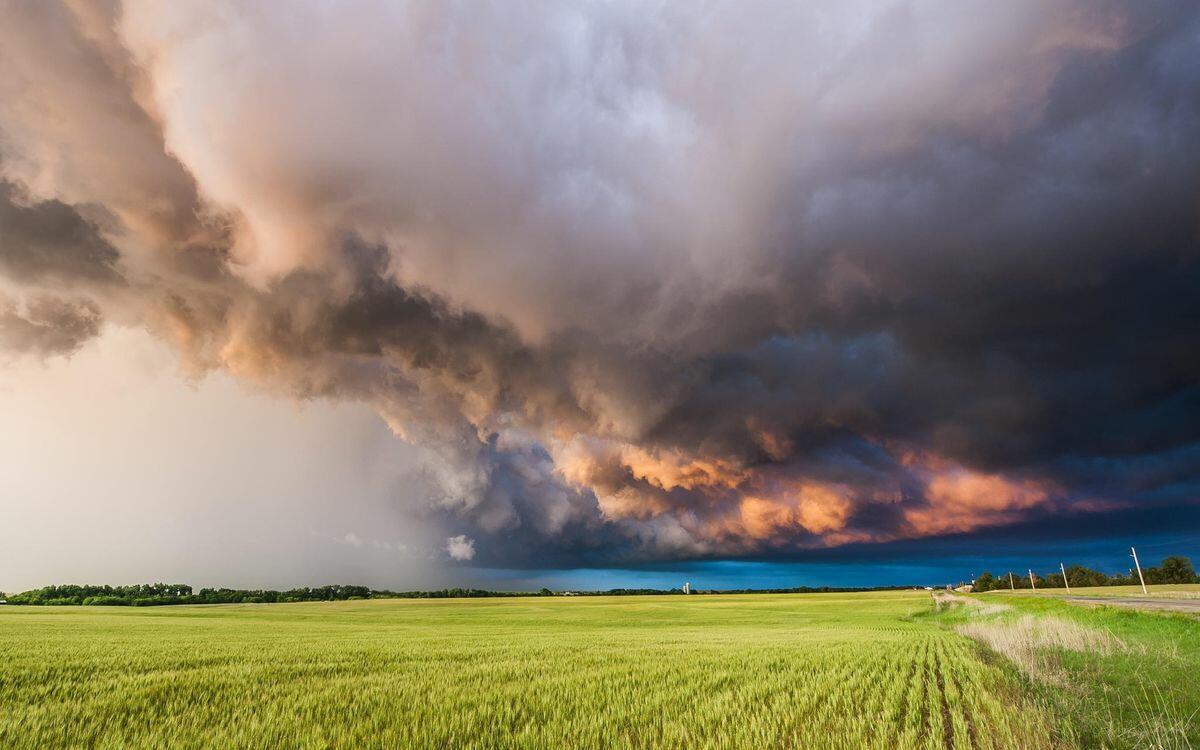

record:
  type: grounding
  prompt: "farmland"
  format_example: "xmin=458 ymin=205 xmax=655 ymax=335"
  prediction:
xmin=1 ymin=590 xmax=1195 ymax=749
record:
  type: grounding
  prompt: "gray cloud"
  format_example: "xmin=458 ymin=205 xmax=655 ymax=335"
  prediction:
xmin=0 ymin=294 xmax=102 ymax=357
xmin=444 ymin=535 xmax=475 ymax=562
xmin=0 ymin=180 xmax=124 ymax=285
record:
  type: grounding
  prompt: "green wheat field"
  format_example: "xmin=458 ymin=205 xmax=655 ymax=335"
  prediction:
xmin=1 ymin=590 xmax=1196 ymax=749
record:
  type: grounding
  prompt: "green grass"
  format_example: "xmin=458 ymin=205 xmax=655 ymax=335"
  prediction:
xmin=0 ymin=591 xmax=1068 ymax=749
xmin=965 ymin=593 xmax=1200 ymax=749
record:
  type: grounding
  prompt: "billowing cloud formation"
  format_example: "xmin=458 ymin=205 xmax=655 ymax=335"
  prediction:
xmin=1 ymin=1 xmax=1198 ymax=566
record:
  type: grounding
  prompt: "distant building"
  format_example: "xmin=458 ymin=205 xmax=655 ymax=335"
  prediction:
xmin=682 ymin=582 xmax=691 ymax=594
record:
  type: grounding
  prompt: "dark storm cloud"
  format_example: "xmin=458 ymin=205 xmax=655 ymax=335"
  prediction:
xmin=0 ymin=1 xmax=1197 ymax=565
xmin=0 ymin=180 xmax=124 ymax=285
xmin=0 ymin=179 xmax=123 ymax=353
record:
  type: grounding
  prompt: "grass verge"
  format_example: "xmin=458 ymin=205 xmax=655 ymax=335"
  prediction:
xmin=941 ymin=592 xmax=1200 ymax=749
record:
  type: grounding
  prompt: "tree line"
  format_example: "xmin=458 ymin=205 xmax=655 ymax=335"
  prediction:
xmin=0 ymin=584 xmax=566 ymax=606
xmin=1 ymin=582 xmax=912 ymax=605
xmin=972 ymin=555 xmax=1197 ymax=592
xmin=0 ymin=583 xmax=376 ymax=606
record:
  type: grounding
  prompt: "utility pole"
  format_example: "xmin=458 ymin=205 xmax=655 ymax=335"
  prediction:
xmin=1008 ymin=572 xmax=1015 ymax=591
xmin=1028 ymin=569 xmax=1037 ymax=590
xmin=1060 ymin=562 xmax=1071 ymax=594
xmin=1130 ymin=547 xmax=1148 ymax=595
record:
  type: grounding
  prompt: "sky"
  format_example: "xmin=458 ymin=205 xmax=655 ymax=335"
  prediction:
xmin=1 ymin=0 xmax=1198 ymax=592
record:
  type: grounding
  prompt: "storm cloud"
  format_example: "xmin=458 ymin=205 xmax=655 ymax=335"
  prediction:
xmin=0 ymin=181 xmax=123 ymax=286
xmin=1 ymin=0 xmax=1198 ymax=566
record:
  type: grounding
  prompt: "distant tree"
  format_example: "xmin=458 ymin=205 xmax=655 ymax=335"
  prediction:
xmin=538 ymin=588 xmax=554 ymax=596
xmin=1063 ymin=565 xmax=1108 ymax=588
xmin=1106 ymin=570 xmax=1135 ymax=586
xmin=1151 ymin=556 xmax=1196 ymax=585
xmin=1161 ymin=556 xmax=1196 ymax=584
xmin=974 ymin=572 xmax=996 ymax=592
xmin=997 ymin=572 xmax=1020 ymax=589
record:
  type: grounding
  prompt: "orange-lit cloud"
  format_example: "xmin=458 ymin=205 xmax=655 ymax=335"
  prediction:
xmin=901 ymin=453 xmax=1057 ymax=537
xmin=734 ymin=483 xmax=853 ymax=537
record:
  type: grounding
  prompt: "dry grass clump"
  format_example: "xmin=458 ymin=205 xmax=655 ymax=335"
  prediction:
xmin=932 ymin=591 xmax=1012 ymax=617
xmin=956 ymin=615 xmax=1123 ymax=680
xmin=970 ymin=601 xmax=1015 ymax=617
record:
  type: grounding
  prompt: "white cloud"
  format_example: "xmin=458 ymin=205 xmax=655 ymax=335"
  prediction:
xmin=444 ymin=535 xmax=476 ymax=562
